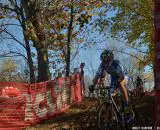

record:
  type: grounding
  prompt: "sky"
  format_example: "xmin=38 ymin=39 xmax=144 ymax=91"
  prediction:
xmin=72 ymin=35 xmax=152 ymax=75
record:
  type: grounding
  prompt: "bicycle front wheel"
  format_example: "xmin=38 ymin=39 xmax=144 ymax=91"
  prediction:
xmin=96 ymin=102 xmax=122 ymax=130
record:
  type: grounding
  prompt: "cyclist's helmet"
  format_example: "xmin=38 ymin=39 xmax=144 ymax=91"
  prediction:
xmin=100 ymin=49 xmax=114 ymax=61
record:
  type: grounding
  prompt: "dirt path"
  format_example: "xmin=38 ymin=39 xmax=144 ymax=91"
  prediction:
xmin=131 ymin=96 xmax=154 ymax=127
xmin=25 ymin=96 xmax=154 ymax=130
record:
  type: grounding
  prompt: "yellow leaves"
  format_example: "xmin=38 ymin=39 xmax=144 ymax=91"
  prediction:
xmin=138 ymin=49 xmax=155 ymax=69
xmin=55 ymin=41 xmax=65 ymax=47
xmin=40 ymin=23 xmax=45 ymax=30
xmin=0 ymin=15 xmax=5 ymax=19
xmin=26 ymin=22 xmax=34 ymax=33
xmin=12 ymin=15 xmax=18 ymax=19
xmin=143 ymin=72 xmax=153 ymax=81
xmin=2 ymin=59 xmax=18 ymax=72
xmin=106 ymin=0 xmax=111 ymax=4
xmin=60 ymin=53 xmax=65 ymax=59
xmin=25 ymin=21 xmax=40 ymax=41
xmin=87 ymin=1 xmax=103 ymax=8
xmin=26 ymin=30 xmax=37 ymax=41
xmin=83 ymin=2 xmax=90 ymax=6
xmin=150 ymin=50 xmax=155 ymax=59
xmin=43 ymin=54 xmax=47 ymax=61
xmin=57 ymin=34 xmax=65 ymax=40
xmin=55 ymin=42 xmax=61 ymax=46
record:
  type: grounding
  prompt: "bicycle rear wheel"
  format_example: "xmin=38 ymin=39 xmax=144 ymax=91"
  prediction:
xmin=96 ymin=102 xmax=123 ymax=130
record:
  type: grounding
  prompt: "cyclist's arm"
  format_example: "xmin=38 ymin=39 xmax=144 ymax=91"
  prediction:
xmin=114 ymin=62 xmax=125 ymax=83
xmin=118 ymin=72 xmax=125 ymax=83
xmin=93 ymin=65 xmax=104 ymax=86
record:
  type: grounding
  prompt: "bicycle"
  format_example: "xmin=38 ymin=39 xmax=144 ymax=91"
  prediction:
xmin=95 ymin=84 xmax=135 ymax=130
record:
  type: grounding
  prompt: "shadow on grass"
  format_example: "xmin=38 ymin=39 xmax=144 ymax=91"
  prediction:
xmin=43 ymin=98 xmax=98 ymax=130
xmin=25 ymin=96 xmax=154 ymax=130
xmin=133 ymin=96 xmax=154 ymax=127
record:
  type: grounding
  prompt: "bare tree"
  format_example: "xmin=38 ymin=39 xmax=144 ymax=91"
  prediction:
xmin=0 ymin=1 xmax=36 ymax=83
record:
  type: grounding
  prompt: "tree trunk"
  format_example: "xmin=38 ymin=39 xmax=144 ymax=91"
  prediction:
xmin=154 ymin=0 xmax=160 ymax=127
xmin=66 ymin=42 xmax=71 ymax=76
xmin=37 ymin=47 xmax=50 ymax=82
xmin=24 ymin=35 xmax=36 ymax=83
xmin=154 ymin=1 xmax=160 ymax=88
xmin=21 ymin=0 xmax=50 ymax=82
xmin=66 ymin=5 xmax=73 ymax=77
xmin=31 ymin=17 xmax=50 ymax=82
xmin=18 ymin=3 xmax=36 ymax=83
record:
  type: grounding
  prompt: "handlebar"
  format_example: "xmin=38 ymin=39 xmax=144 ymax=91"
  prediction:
xmin=94 ymin=85 xmax=120 ymax=97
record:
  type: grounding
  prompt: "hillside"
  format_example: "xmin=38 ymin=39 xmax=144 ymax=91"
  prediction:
xmin=25 ymin=96 xmax=154 ymax=130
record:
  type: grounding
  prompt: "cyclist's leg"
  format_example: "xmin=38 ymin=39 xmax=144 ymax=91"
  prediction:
xmin=118 ymin=81 xmax=136 ymax=128
xmin=110 ymin=75 xmax=128 ymax=104
xmin=118 ymin=79 xmax=129 ymax=106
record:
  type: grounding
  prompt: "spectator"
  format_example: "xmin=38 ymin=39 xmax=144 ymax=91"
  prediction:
xmin=73 ymin=68 xmax=79 ymax=74
xmin=135 ymin=76 xmax=143 ymax=96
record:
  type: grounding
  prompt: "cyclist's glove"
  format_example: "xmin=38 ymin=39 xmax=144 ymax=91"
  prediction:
xmin=124 ymin=101 xmax=129 ymax=107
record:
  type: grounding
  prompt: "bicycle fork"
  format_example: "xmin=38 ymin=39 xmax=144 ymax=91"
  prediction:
xmin=109 ymin=95 xmax=129 ymax=130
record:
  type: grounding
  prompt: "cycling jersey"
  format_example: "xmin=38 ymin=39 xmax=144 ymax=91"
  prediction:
xmin=95 ymin=60 xmax=125 ymax=88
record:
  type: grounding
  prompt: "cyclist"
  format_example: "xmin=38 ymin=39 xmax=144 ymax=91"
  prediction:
xmin=92 ymin=49 xmax=130 ymax=112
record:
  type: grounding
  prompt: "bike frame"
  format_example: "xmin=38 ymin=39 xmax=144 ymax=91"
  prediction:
xmin=96 ymin=85 xmax=135 ymax=124
xmin=107 ymin=87 xmax=124 ymax=121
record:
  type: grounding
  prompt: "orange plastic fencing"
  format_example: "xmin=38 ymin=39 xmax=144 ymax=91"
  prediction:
xmin=0 ymin=73 xmax=84 ymax=130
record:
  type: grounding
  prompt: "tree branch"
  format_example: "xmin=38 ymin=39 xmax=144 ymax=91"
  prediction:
xmin=0 ymin=23 xmax=21 ymax=27
xmin=111 ymin=49 xmax=153 ymax=68
xmin=0 ymin=3 xmax=20 ymax=15
xmin=71 ymin=43 xmax=80 ymax=62
xmin=0 ymin=51 xmax=27 ymax=61
xmin=114 ymin=37 xmax=149 ymax=54
xmin=1 ymin=28 xmax=26 ymax=49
